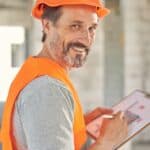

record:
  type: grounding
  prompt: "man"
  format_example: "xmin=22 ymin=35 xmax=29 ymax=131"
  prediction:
xmin=0 ymin=0 xmax=128 ymax=150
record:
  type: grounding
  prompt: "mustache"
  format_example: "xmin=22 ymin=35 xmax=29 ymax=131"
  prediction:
xmin=65 ymin=42 xmax=90 ymax=54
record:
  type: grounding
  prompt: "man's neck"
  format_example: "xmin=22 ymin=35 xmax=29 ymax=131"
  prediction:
xmin=37 ymin=47 xmax=70 ymax=73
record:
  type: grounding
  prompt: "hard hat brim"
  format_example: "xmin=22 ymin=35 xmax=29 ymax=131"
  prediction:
xmin=32 ymin=0 xmax=110 ymax=19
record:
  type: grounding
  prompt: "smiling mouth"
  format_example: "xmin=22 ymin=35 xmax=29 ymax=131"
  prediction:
xmin=72 ymin=46 xmax=87 ymax=54
xmin=66 ymin=42 xmax=89 ymax=55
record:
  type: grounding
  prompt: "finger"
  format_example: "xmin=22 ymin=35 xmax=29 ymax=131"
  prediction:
xmin=113 ymin=111 xmax=122 ymax=115
xmin=120 ymin=112 xmax=129 ymax=126
xmin=99 ymin=117 xmax=111 ymax=137
xmin=120 ymin=111 xmax=126 ymax=120
xmin=112 ymin=111 xmax=122 ymax=118
xmin=84 ymin=107 xmax=105 ymax=124
xmin=102 ymin=114 xmax=114 ymax=120
xmin=121 ymin=120 xmax=128 ymax=134
xmin=123 ymin=118 xmax=129 ymax=130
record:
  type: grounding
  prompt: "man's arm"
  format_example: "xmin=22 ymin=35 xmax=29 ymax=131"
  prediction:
xmin=13 ymin=76 xmax=75 ymax=150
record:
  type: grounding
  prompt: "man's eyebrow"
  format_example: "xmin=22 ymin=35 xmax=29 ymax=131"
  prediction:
xmin=71 ymin=20 xmax=84 ymax=24
xmin=92 ymin=23 xmax=98 ymax=27
xmin=71 ymin=20 xmax=98 ymax=27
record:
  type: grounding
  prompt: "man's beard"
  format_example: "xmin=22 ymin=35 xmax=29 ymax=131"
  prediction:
xmin=48 ymin=31 xmax=90 ymax=68
xmin=62 ymin=42 xmax=90 ymax=68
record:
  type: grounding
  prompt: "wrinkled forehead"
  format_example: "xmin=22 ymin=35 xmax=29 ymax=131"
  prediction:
xmin=62 ymin=4 xmax=97 ymax=11
xmin=60 ymin=5 xmax=99 ymax=23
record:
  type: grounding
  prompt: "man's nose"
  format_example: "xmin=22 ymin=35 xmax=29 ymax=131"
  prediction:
xmin=79 ymin=29 xmax=93 ymax=47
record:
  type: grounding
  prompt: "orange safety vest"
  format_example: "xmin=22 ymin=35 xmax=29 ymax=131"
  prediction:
xmin=0 ymin=56 xmax=87 ymax=150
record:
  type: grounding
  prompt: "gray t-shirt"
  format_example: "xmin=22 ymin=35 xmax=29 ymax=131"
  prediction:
xmin=13 ymin=75 xmax=75 ymax=150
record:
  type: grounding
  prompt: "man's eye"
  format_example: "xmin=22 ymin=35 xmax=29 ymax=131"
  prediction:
xmin=71 ymin=24 xmax=81 ymax=30
xmin=89 ymin=26 xmax=97 ymax=33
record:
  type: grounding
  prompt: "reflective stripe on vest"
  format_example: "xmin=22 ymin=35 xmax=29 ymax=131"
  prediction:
xmin=0 ymin=56 xmax=87 ymax=150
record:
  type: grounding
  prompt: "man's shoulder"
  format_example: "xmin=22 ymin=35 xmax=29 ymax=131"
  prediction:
xmin=24 ymin=75 xmax=68 ymax=91
xmin=19 ymin=75 xmax=70 ymax=97
xmin=16 ymin=75 xmax=74 ymax=109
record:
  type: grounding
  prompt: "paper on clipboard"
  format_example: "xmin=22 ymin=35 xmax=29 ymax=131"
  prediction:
xmin=86 ymin=90 xmax=150 ymax=149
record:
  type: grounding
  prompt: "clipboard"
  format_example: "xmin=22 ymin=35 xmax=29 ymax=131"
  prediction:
xmin=86 ymin=90 xmax=150 ymax=149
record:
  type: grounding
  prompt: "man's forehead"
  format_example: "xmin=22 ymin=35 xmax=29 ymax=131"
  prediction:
xmin=61 ymin=4 xmax=97 ymax=13
xmin=60 ymin=5 xmax=99 ymax=23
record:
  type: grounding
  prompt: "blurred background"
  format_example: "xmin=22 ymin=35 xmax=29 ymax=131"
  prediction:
xmin=0 ymin=0 xmax=150 ymax=149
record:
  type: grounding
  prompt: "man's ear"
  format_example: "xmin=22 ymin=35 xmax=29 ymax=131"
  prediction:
xmin=41 ymin=18 xmax=51 ymax=34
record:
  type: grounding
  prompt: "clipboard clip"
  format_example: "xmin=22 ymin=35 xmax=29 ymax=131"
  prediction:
xmin=144 ymin=92 xmax=150 ymax=99
xmin=139 ymin=90 xmax=150 ymax=99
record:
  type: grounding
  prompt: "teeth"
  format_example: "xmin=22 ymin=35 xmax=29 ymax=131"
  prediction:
xmin=73 ymin=47 xmax=85 ymax=52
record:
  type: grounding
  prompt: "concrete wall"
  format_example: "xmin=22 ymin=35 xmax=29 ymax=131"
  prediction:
xmin=0 ymin=0 xmax=32 ymax=28
xmin=123 ymin=0 xmax=150 ymax=149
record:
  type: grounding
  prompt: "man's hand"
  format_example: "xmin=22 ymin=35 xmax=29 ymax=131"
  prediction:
xmin=84 ymin=107 xmax=113 ymax=125
xmin=96 ymin=111 xmax=128 ymax=149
